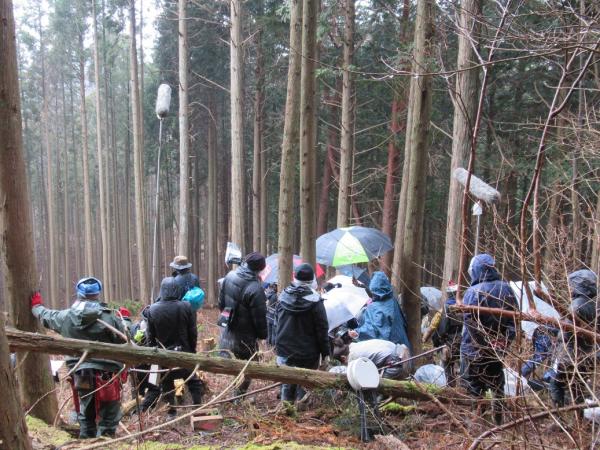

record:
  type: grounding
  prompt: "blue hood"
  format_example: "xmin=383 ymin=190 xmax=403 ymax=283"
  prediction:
xmin=469 ymin=254 xmax=500 ymax=285
xmin=369 ymin=271 xmax=393 ymax=301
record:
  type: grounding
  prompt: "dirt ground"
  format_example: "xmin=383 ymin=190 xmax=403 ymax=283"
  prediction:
xmin=35 ymin=308 xmax=595 ymax=449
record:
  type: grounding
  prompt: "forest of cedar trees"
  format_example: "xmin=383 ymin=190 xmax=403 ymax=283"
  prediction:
xmin=1 ymin=0 xmax=600 ymax=448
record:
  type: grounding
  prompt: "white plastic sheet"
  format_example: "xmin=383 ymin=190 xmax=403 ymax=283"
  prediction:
xmin=509 ymin=281 xmax=560 ymax=339
xmin=420 ymin=286 xmax=443 ymax=312
xmin=503 ymin=367 xmax=531 ymax=397
xmin=414 ymin=364 xmax=447 ymax=387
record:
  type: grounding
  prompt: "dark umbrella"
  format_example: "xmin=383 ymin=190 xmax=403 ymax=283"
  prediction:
xmin=316 ymin=226 xmax=393 ymax=267
xmin=259 ymin=254 xmax=325 ymax=284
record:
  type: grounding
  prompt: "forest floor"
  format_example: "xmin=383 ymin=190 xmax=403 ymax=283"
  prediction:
xmin=28 ymin=308 xmax=594 ymax=449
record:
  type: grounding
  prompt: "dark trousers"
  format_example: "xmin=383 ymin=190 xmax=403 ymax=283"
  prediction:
xmin=461 ymin=354 xmax=505 ymax=424
xmin=74 ymin=370 xmax=122 ymax=438
xmin=277 ymin=356 xmax=319 ymax=402
xmin=141 ymin=368 xmax=204 ymax=411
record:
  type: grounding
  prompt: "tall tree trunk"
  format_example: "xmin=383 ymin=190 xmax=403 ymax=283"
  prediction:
xmin=441 ymin=0 xmax=482 ymax=290
xmin=129 ymin=0 xmax=150 ymax=303
xmin=78 ymin=31 xmax=94 ymax=276
xmin=337 ymin=0 xmax=354 ymax=228
xmin=178 ymin=0 xmax=190 ymax=256
xmin=230 ymin=0 xmax=246 ymax=252
xmin=299 ymin=0 xmax=318 ymax=266
xmin=39 ymin=8 xmax=58 ymax=308
xmin=207 ymin=95 xmax=218 ymax=306
xmin=392 ymin=0 xmax=434 ymax=355
xmin=591 ymin=191 xmax=600 ymax=272
xmin=61 ymin=77 xmax=70 ymax=305
xmin=278 ymin=0 xmax=303 ymax=288
xmin=317 ymin=92 xmax=337 ymax=237
xmin=92 ymin=0 xmax=110 ymax=299
xmin=252 ymin=22 xmax=265 ymax=252
xmin=0 ymin=0 xmax=58 ymax=421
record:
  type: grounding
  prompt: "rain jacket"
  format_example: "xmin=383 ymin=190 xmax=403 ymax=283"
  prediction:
xmin=219 ymin=263 xmax=268 ymax=357
xmin=275 ymin=283 xmax=330 ymax=363
xmin=146 ymin=279 xmax=198 ymax=353
xmin=460 ymin=254 xmax=518 ymax=358
xmin=32 ymin=300 xmax=125 ymax=372
xmin=173 ymin=269 xmax=201 ymax=298
xmin=355 ymin=272 xmax=410 ymax=349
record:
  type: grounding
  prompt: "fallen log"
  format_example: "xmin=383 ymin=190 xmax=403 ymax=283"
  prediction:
xmin=6 ymin=328 xmax=432 ymax=401
xmin=453 ymin=305 xmax=600 ymax=341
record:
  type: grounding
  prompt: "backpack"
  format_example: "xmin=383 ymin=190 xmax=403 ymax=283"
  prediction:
xmin=183 ymin=287 xmax=205 ymax=312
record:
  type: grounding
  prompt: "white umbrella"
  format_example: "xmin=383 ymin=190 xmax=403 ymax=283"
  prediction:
xmin=509 ymin=281 xmax=560 ymax=339
xmin=322 ymin=281 xmax=370 ymax=331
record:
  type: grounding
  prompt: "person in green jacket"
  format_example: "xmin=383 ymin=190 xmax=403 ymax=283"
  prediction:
xmin=31 ymin=277 xmax=127 ymax=438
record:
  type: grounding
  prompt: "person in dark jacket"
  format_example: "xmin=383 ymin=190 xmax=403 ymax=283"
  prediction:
xmin=265 ymin=283 xmax=279 ymax=346
xmin=170 ymin=255 xmax=201 ymax=298
xmin=141 ymin=277 xmax=204 ymax=416
xmin=218 ymin=252 xmax=268 ymax=394
xmin=355 ymin=272 xmax=410 ymax=349
xmin=432 ymin=281 xmax=462 ymax=386
xmin=549 ymin=269 xmax=597 ymax=408
xmin=276 ymin=264 xmax=330 ymax=403
xmin=31 ymin=277 xmax=126 ymax=438
xmin=460 ymin=254 xmax=518 ymax=425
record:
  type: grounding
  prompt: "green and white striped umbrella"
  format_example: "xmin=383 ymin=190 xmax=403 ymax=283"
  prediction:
xmin=316 ymin=226 xmax=393 ymax=267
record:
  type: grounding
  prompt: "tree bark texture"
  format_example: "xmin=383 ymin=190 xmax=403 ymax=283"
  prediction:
xmin=178 ymin=0 xmax=190 ymax=256
xmin=92 ymin=0 xmax=111 ymax=301
xmin=277 ymin=0 xmax=303 ymax=289
xmin=0 ymin=0 xmax=59 ymax=422
xmin=299 ymin=0 xmax=318 ymax=267
xmin=39 ymin=10 xmax=58 ymax=309
xmin=230 ymin=0 xmax=246 ymax=253
xmin=441 ymin=0 xmax=482 ymax=291
xmin=129 ymin=0 xmax=150 ymax=303
xmin=252 ymin=26 xmax=265 ymax=253
xmin=337 ymin=0 xmax=355 ymax=229
xmin=7 ymin=328 xmax=433 ymax=401
xmin=207 ymin=96 xmax=218 ymax=307
xmin=393 ymin=0 xmax=434 ymax=355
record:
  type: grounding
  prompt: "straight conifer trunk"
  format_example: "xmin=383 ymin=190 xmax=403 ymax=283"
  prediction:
xmin=252 ymin=25 xmax=265 ymax=252
xmin=129 ymin=0 xmax=150 ymax=303
xmin=0 ymin=0 xmax=58 ymax=422
xmin=230 ymin=0 xmax=246 ymax=252
xmin=277 ymin=0 xmax=303 ymax=288
xmin=392 ymin=0 xmax=434 ymax=355
xmin=299 ymin=0 xmax=318 ymax=266
xmin=178 ymin=0 xmax=190 ymax=256
xmin=337 ymin=0 xmax=355 ymax=228
xmin=92 ymin=0 xmax=110 ymax=300
xmin=207 ymin=96 xmax=218 ymax=307
xmin=442 ymin=0 xmax=482 ymax=290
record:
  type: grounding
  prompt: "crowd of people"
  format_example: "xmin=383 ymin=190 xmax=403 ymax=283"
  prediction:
xmin=29 ymin=251 xmax=598 ymax=438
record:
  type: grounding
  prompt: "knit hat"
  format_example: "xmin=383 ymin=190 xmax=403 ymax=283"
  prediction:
xmin=294 ymin=263 xmax=315 ymax=282
xmin=76 ymin=277 xmax=102 ymax=298
xmin=170 ymin=255 xmax=192 ymax=270
xmin=245 ymin=252 xmax=266 ymax=272
xmin=118 ymin=306 xmax=131 ymax=318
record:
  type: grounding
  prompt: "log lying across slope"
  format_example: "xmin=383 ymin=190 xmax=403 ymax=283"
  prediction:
xmin=7 ymin=328 xmax=432 ymax=401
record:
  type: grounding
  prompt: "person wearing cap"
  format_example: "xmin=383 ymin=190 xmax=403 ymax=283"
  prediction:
xmin=30 ymin=277 xmax=126 ymax=438
xmin=432 ymin=280 xmax=463 ymax=386
xmin=141 ymin=277 xmax=205 ymax=416
xmin=275 ymin=263 xmax=330 ymax=404
xmin=460 ymin=254 xmax=518 ymax=425
xmin=170 ymin=255 xmax=201 ymax=299
xmin=218 ymin=252 xmax=268 ymax=394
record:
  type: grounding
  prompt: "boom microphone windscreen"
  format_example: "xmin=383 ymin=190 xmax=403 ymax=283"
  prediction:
xmin=155 ymin=83 xmax=172 ymax=119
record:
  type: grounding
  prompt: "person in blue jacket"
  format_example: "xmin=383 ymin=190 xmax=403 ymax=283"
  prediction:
xmin=460 ymin=253 xmax=518 ymax=425
xmin=355 ymin=271 xmax=410 ymax=350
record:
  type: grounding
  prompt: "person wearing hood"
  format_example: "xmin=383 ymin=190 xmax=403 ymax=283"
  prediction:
xmin=218 ymin=252 xmax=268 ymax=394
xmin=170 ymin=255 xmax=201 ymax=298
xmin=432 ymin=281 xmax=463 ymax=386
xmin=549 ymin=269 xmax=597 ymax=408
xmin=31 ymin=277 xmax=126 ymax=438
xmin=275 ymin=264 xmax=330 ymax=403
xmin=354 ymin=271 xmax=410 ymax=350
xmin=141 ymin=277 xmax=204 ymax=416
xmin=460 ymin=254 xmax=518 ymax=425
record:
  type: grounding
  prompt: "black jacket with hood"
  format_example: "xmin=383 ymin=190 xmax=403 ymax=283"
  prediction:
xmin=146 ymin=278 xmax=198 ymax=352
xmin=275 ymin=282 xmax=330 ymax=363
xmin=219 ymin=264 xmax=268 ymax=355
